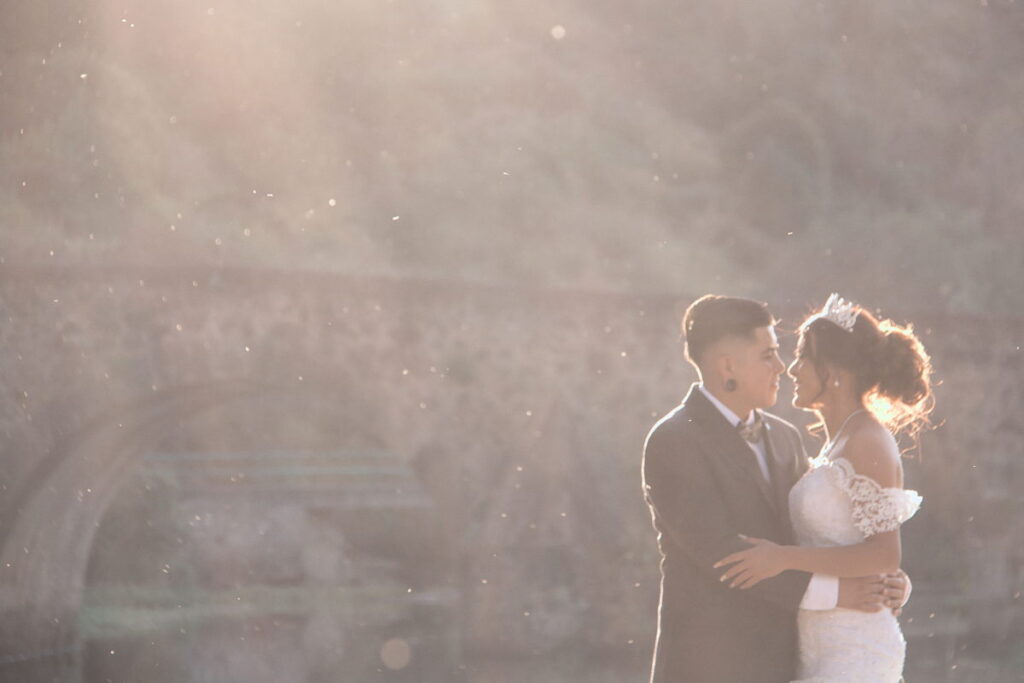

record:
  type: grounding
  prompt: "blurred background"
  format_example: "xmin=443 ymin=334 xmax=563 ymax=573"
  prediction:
xmin=1 ymin=0 xmax=1022 ymax=681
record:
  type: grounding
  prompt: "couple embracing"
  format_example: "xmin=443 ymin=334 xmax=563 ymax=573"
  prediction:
xmin=642 ymin=294 xmax=933 ymax=682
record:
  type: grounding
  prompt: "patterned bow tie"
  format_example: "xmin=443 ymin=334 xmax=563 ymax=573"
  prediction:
xmin=737 ymin=415 xmax=765 ymax=444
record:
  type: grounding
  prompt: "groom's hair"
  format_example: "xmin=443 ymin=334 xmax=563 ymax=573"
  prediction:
xmin=682 ymin=295 xmax=775 ymax=366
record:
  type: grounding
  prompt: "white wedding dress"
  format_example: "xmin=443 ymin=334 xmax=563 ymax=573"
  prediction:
xmin=788 ymin=447 xmax=922 ymax=683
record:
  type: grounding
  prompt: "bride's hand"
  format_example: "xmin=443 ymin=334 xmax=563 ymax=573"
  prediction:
xmin=713 ymin=535 xmax=791 ymax=589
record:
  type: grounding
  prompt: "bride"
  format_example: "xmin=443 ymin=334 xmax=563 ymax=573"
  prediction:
xmin=713 ymin=294 xmax=933 ymax=682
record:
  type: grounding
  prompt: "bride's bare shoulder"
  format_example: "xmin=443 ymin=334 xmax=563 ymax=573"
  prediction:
xmin=838 ymin=416 xmax=902 ymax=488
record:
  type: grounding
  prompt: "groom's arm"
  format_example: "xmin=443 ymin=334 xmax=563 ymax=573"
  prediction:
xmin=643 ymin=426 xmax=810 ymax=611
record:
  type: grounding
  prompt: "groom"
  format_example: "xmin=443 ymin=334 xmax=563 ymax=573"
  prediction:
xmin=642 ymin=295 xmax=909 ymax=683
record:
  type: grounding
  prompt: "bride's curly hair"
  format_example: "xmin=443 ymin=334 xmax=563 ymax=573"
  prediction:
xmin=796 ymin=303 xmax=935 ymax=444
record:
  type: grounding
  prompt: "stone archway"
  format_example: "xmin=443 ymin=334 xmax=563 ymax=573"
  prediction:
xmin=0 ymin=379 xmax=457 ymax=683
xmin=0 ymin=381 xmax=258 ymax=681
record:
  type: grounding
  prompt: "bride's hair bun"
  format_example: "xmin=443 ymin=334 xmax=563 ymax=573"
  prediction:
xmin=871 ymin=322 xmax=931 ymax=407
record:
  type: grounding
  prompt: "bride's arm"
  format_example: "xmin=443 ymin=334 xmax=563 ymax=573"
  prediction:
xmin=715 ymin=428 xmax=906 ymax=587
xmin=716 ymin=530 xmax=900 ymax=586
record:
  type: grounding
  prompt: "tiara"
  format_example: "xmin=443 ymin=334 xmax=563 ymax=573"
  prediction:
xmin=811 ymin=293 xmax=858 ymax=332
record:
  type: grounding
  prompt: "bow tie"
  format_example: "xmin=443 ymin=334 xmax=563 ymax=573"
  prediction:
xmin=737 ymin=415 xmax=765 ymax=444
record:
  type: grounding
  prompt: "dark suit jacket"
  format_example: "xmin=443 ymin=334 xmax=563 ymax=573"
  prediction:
xmin=642 ymin=384 xmax=812 ymax=683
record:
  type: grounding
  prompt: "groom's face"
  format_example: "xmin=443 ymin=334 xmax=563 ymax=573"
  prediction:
xmin=726 ymin=326 xmax=786 ymax=410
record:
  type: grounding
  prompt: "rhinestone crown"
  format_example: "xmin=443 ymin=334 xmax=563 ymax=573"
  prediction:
xmin=811 ymin=293 xmax=858 ymax=332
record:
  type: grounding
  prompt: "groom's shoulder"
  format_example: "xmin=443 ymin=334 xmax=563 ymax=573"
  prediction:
xmin=647 ymin=401 xmax=692 ymax=432
xmin=644 ymin=402 xmax=700 ymax=452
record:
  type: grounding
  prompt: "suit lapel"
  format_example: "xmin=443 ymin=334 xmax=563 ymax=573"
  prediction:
xmin=762 ymin=421 xmax=803 ymax=542
xmin=763 ymin=422 xmax=789 ymax=515
xmin=683 ymin=386 xmax=777 ymax=513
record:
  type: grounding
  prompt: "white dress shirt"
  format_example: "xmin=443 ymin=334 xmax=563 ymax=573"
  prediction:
xmin=698 ymin=385 xmax=838 ymax=610
xmin=699 ymin=385 xmax=772 ymax=481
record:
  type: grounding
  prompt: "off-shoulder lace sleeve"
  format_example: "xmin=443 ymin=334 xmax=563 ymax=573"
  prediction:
xmin=828 ymin=457 xmax=922 ymax=537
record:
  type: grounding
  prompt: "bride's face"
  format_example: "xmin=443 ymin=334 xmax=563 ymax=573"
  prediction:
xmin=787 ymin=355 xmax=822 ymax=410
xmin=788 ymin=332 xmax=828 ymax=410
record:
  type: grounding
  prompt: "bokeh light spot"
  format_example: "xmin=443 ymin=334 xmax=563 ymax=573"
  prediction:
xmin=380 ymin=638 xmax=411 ymax=670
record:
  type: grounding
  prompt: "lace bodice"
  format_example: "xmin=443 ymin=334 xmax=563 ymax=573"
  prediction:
xmin=789 ymin=453 xmax=922 ymax=548
xmin=789 ymin=444 xmax=921 ymax=682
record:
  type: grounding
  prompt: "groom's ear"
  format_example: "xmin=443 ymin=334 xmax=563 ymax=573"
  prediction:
xmin=709 ymin=346 xmax=733 ymax=383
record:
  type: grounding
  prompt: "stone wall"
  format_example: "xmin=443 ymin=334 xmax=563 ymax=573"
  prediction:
xmin=0 ymin=266 xmax=1021 ymax=679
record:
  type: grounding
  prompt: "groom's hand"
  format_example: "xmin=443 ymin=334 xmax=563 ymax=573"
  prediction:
xmin=837 ymin=572 xmax=911 ymax=614
xmin=837 ymin=575 xmax=888 ymax=613
xmin=885 ymin=570 xmax=912 ymax=616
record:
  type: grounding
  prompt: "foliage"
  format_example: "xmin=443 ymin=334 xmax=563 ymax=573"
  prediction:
xmin=2 ymin=0 xmax=1021 ymax=314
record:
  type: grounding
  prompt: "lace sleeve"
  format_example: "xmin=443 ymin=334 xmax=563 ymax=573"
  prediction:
xmin=829 ymin=458 xmax=922 ymax=537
